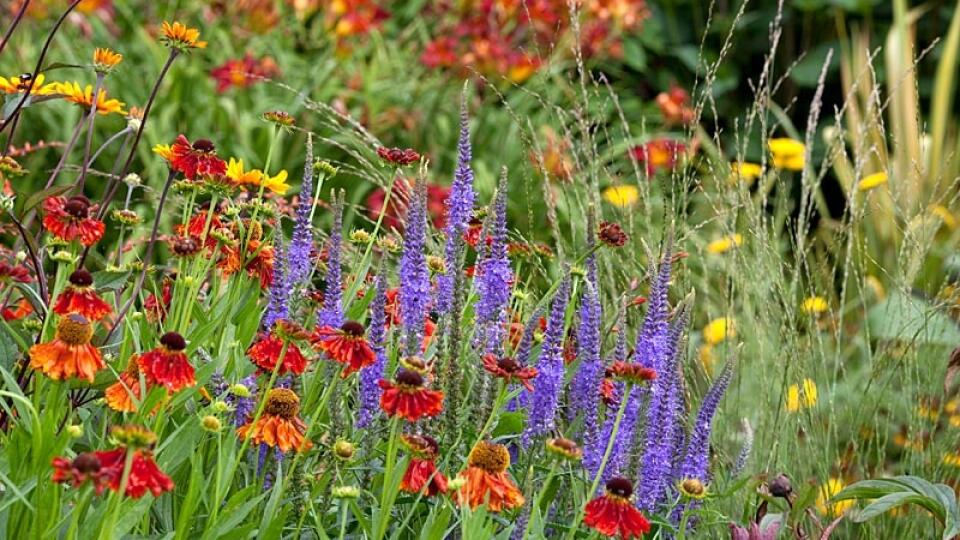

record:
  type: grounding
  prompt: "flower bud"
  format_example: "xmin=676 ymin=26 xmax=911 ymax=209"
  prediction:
xmin=230 ymin=384 xmax=251 ymax=398
xmin=331 ymin=485 xmax=360 ymax=499
xmin=201 ymin=415 xmax=222 ymax=432
xmin=333 ymin=440 xmax=355 ymax=461
xmin=768 ymin=474 xmax=793 ymax=498
xmin=66 ymin=424 xmax=84 ymax=438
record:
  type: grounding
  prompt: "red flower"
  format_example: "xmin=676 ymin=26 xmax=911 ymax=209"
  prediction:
xmin=2 ymin=298 xmax=32 ymax=321
xmin=42 ymin=195 xmax=105 ymax=246
xmin=584 ymin=477 xmax=651 ymax=539
xmin=482 ymin=354 xmax=538 ymax=391
xmin=168 ymin=135 xmax=227 ymax=180
xmin=600 ymin=377 xmax=618 ymax=407
xmin=137 ymin=332 xmax=195 ymax=392
xmin=209 ymin=53 xmax=279 ymax=93
xmin=0 ymin=261 xmax=31 ymax=286
xmin=53 ymin=269 xmax=112 ymax=321
xmin=376 ymin=146 xmax=420 ymax=166
xmin=175 ymin=209 xmax=222 ymax=250
xmin=311 ymin=321 xmax=375 ymax=377
xmin=52 ymin=448 xmax=173 ymax=499
xmin=145 ymin=280 xmax=173 ymax=322
xmin=656 ymin=85 xmax=695 ymax=126
xmin=52 ymin=452 xmax=110 ymax=494
xmin=378 ymin=368 xmax=444 ymax=421
xmin=400 ymin=434 xmax=447 ymax=497
xmin=248 ymin=332 xmax=308 ymax=375
xmin=629 ymin=139 xmax=687 ymax=176
xmin=607 ymin=361 xmax=656 ymax=384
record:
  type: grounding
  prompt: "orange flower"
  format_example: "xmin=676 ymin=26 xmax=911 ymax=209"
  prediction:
xmin=237 ymin=388 xmax=312 ymax=453
xmin=29 ymin=313 xmax=104 ymax=382
xmin=42 ymin=196 xmax=105 ymax=246
xmin=53 ymin=269 xmax=112 ymax=321
xmin=583 ymin=477 xmax=651 ymax=539
xmin=53 ymin=81 xmax=125 ymax=115
xmin=378 ymin=368 xmax=444 ymax=421
xmin=455 ymin=441 xmax=524 ymax=512
xmin=144 ymin=280 xmax=173 ymax=322
xmin=105 ymin=356 xmax=148 ymax=413
xmin=137 ymin=332 xmax=195 ymax=392
xmin=218 ymin=238 xmax=274 ymax=289
xmin=247 ymin=332 xmax=308 ymax=375
xmin=2 ymin=298 xmax=33 ymax=321
xmin=607 ymin=361 xmax=656 ymax=384
xmin=399 ymin=434 xmax=447 ymax=496
xmin=93 ymin=48 xmax=122 ymax=72
xmin=629 ymin=139 xmax=686 ymax=176
xmin=482 ymin=354 xmax=538 ymax=391
xmin=312 ymin=321 xmax=375 ymax=377
xmin=160 ymin=21 xmax=207 ymax=50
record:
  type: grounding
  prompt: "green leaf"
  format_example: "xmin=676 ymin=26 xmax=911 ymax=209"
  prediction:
xmin=92 ymin=270 xmax=131 ymax=291
xmin=492 ymin=411 xmax=525 ymax=437
xmin=866 ymin=292 xmax=960 ymax=346
xmin=853 ymin=492 xmax=927 ymax=522
xmin=18 ymin=185 xmax=72 ymax=218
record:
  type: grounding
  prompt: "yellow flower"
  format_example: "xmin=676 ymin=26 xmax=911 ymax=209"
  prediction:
xmin=943 ymin=453 xmax=960 ymax=467
xmin=706 ymin=234 xmax=742 ymax=254
xmin=602 ymin=185 xmax=639 ymax=208
xmin=930 ymin=205 xmax=957 ymax=230
xmin=729 ymin=162 xmax=763 ymax=184
xmin=225 ymin=158 xmax=261 ymax=185
xmin=153 ymin=144 xmax=174 ymax=161
xmin=816 ymin=478 xmax=854 ymax=517
xmin=703 ymin=317 xmax=735 ymax=346
xmin=0 ymin=73 xmax=57 ymax=95
xmin=768 ymin=138 xmax=805 ymax=171
xmin=160 ymin=21 xmax=207 ymax=50
xmin=786 ymin=378 xmax=817 ymax=412
xmin=699 ymin=344 xmax=715 ymax=376
xmin=801 ymin=296 xmax=829 ymax=314
xmin=53 ymin=81 xmax=125 ymax=115
xmin=92 ymin=48 xmax=122 ymax=72
xmin=258 ymin=170 xmax=290 ymax=195
xmin=857 ymin=171 xmax=888 ymax=192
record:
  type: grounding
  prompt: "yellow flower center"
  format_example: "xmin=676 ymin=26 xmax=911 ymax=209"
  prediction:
xmin=468 ymin=441 xmax=510 ymax=473
xmin=56 ymin=313 xmax=93 ymax=345
xmin=264 ymin=388 xmax=300 ymax=419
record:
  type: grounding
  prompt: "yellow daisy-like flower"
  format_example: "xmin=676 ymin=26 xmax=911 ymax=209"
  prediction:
xmin=602 ymin=185 xmax=639 ymax=208
xmin=93 ymin=48 xmax=122 ymax=73
xmin=943 ymin=453 xmax=960 ymax=467
xmin=160 ymin=21 xmax=207 ymax=50
xmin=225 ymin=158 xmax=261 ymax=185
xmin=258 ymin=170 xmax=290 ymax=195
xmin=703 ymin=317 xmax=735 ymax=346
xmin=768 ymin=138 xmax=805 ymax=171
xmin=786 ymin=378 xmax=817 ymax=412
xmin=153 ymin=143 xmax=174 ymax=161
xmin=816 ymin=478 xmax=854 ymax=517
xmin=706 ymin=234 xmax=742 ymax=255
xmin=930 ymin=205 xmax=957 ymax=230
xmin=857 ymin=171 xmax=888 ymax=192
xmin=0 ymin=73 xmax=58 ymax=95
xmin=53 ymin=81 xmax=125 ymax=115
xmin=698 ymin=344 xmax=715 ymax=376
xmin=801 ymin=296 xmax=829 ymax=314
xmin=729 ymin=162 xmax=763 ymax=184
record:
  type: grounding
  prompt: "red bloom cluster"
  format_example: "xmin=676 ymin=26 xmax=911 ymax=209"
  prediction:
xmin=137 ymin=332 xmax=195 ymax=392
xmin=248 ymin=331 xmax=309 ymax=375
xmin=42 ymin=196 xmax=105 ymax=246
xmin=210 ymin=53 xmax=279 ymax=93
xmin=312 ymin=321 xmax=375 ymax=377
xmin=168 ymin=135 xmax=227 ymax=180
xmin=379 ymin=368 xmax=444 ymax=421
xmin=630 ymin=139 xmax=687 ymax=176
xmin=584 ymin=477 xmax=651 ymax=538
xmin=53 ymin=269 xmax=112 ymax=321
xmin=376 ymin=146 xmax=420 ymax=166
xmin=366 ymin=178 xmax=449 ymax=232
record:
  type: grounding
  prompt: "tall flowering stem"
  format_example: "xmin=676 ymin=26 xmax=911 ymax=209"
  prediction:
xmin=356 ymin=274 xmax=388 ymax=429
xmin=521 ymin=272 xmax=572 ymax=446
xmin=262 ymin=235 xmax=290 ymax=330
xmin=570 ymin=280 xmax=602 ymax=437
xmin=475 ymin=168 xmax=512 ymax=330
xmin=287 ymin=134 xmax=315 ymax=285
xmin=436 ymin=91 xmax=476 ymax=314
xmin=399 ymin=178 xmax=430 ymax=356
xmin=318 ymin=190 xmax=344 ymax=329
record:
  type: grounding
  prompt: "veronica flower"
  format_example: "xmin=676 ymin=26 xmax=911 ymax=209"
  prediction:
xmin=436 ymin=94 xmax=476 ymax=314
xmin=262 ymin=235 xmax=290 ymax=330
xmin=287 ymin=135 xmax=314 ymax=285
xmin=475 ymin=168 xmax=512 ymax=326
xmin=399 ymin=180 xmax=431 ymax=355
xmin=318 ymin=191 xmax=344 ymax=329
xmin=677 ymin=356 xmax=735 ymax=483
xmin=521 ymin=273 xmax=572 ymax=446
xmin=570 ymin=281 xmax=602 ymax=442
xmin=357 ymin=275 xmax=388 ymax=428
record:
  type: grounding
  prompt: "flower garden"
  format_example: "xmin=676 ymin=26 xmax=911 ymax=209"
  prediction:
xmin=1 ymin=0 xmax=960 ymax=538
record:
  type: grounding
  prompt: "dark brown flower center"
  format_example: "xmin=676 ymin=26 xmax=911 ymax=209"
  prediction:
xmin=551 ymin=437 xmax=577 ymax=452
xmin=264 ymin=388 xmax=300 ymax=419
xmin=606 ymin=477 xmax=634 ymax=498
xmin=68 ymin=269 xmax=94 ymax=287
xmin=72 ymin=452 xmax=101 ymax=474
xmin=395 ymin=368 xmax=424 ymax=387
xmin=497 ymin=356 xmax=520 ymax=373
xmin=159 ymin=332 xmax=186 ymax=351
xmin=63 ymin=196 xmax=91 ymax=218
xmin=192 ymin=139 xmax=216 ymax=153
xmin=340 ymin=321 xmax=365 ymax=337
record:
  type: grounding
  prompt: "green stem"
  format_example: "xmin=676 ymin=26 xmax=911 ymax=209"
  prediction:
xmin=375 ymin=417 xmax=401 ymax=539
xmin=523 ymin=459 xmax=560 ymax=538
xmin=99 ymin=448 xmax=135 ymax=540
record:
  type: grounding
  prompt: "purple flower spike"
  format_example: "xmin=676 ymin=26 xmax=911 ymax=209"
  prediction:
xmin=288 ymin=134 xmax=314 ymax=285
xmin=356 ymin=274 xmax=388 ymax=429
xmin=318 ymin=191 xmax=344 ymax=329
xmin=570 ymin=281 xmax=602 ymax=431
xmin=678 ymin=355 xmax=735 ymax=483
xmin=521 ymin=272 xmax=573 ymax=447
xmin=437 ymin=92 xmax=476 ymax=314
xmin=399 ymin=180 xmax=431 ymax=355
xmin=262 ymin=234 xmax=290 ymax=330
xmin=475 ymin=168 xmax=512 ymax=325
